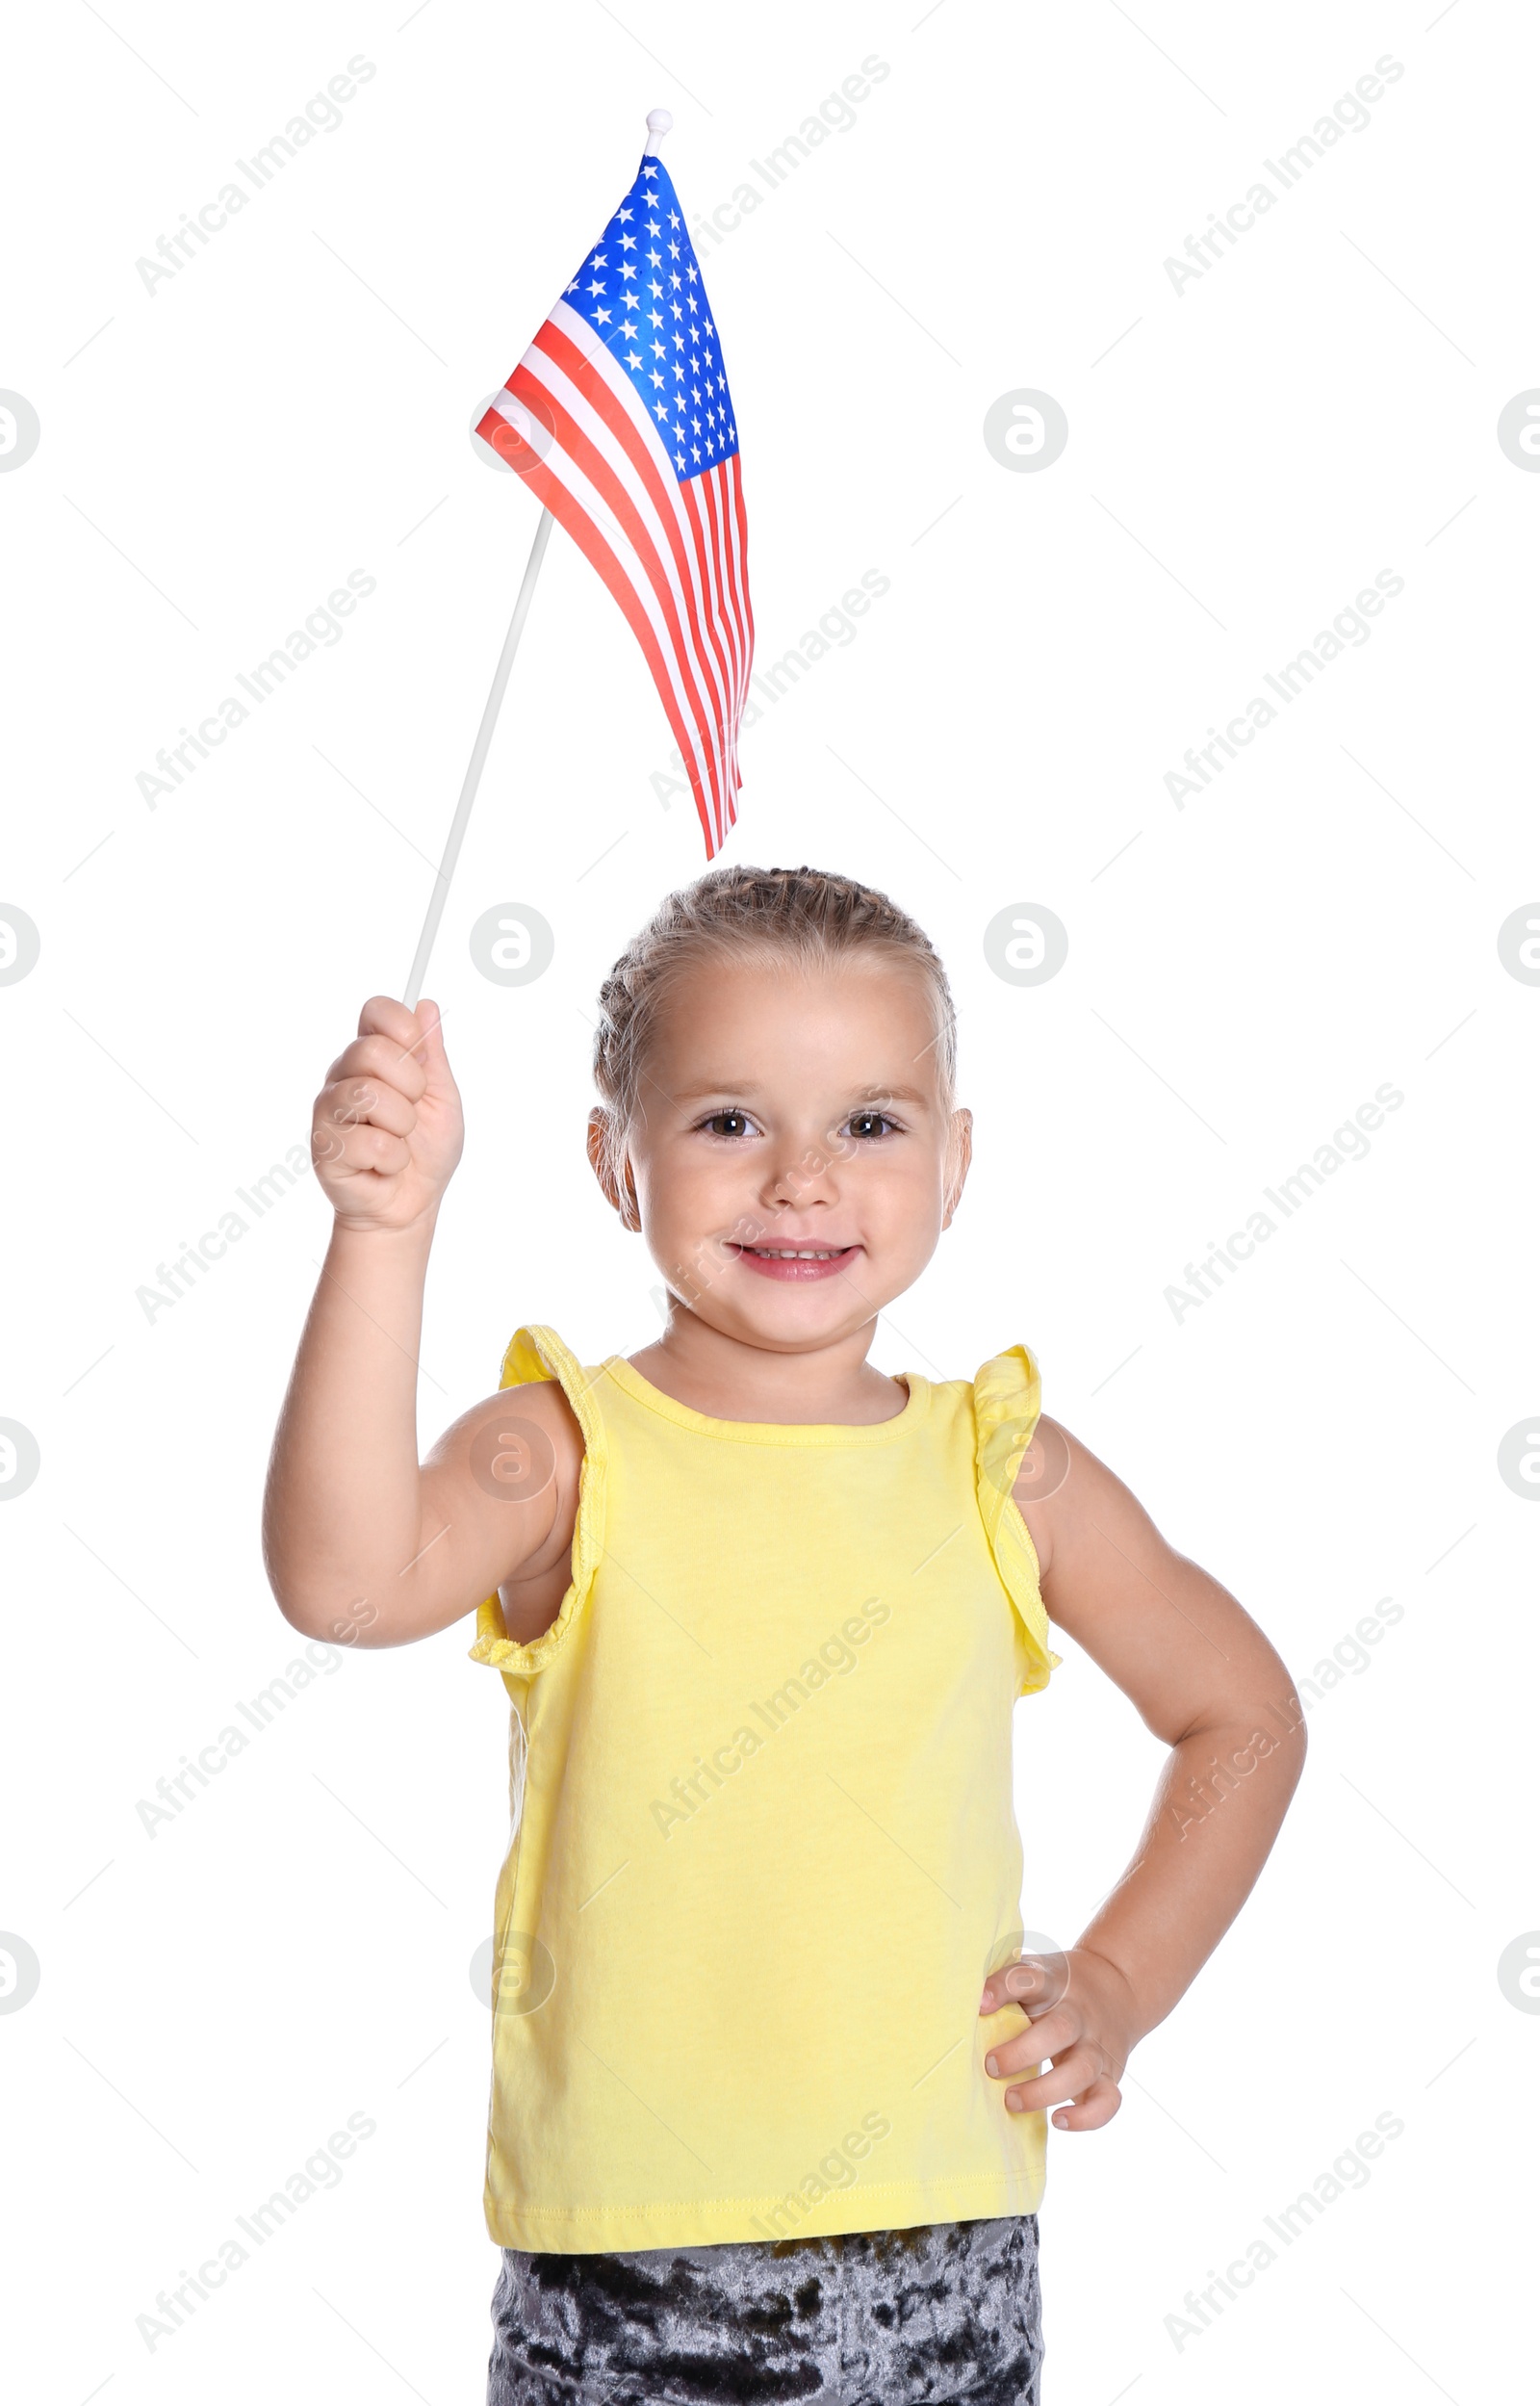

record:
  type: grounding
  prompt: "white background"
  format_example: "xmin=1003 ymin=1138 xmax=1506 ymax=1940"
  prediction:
xmin=3 ymin=0 xmax=1534 ymax=2397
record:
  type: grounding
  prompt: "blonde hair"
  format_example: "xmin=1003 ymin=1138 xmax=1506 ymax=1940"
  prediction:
xmin=591 ymin=864 xmax=957 ymax=1172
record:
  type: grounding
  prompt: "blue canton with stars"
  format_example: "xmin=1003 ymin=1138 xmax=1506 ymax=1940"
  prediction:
xmin=564 ymin=155 xmax=739 ymax=483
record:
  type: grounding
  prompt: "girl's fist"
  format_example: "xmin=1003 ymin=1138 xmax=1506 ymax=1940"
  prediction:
xmin=311 ymin=996 xmax=464 ymax=1233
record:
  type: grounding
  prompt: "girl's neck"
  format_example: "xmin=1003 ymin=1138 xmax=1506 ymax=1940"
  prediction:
xmin=626 ymin=1311 xmax=908 ymax=1426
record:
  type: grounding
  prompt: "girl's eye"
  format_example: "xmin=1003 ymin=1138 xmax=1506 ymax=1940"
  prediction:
xmin=700 ymin=1109 xmax=757 ymax=1138
xmin=845 ymin=1111 xmax=899 ymax=1141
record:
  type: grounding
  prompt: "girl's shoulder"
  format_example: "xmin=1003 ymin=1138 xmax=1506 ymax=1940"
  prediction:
xmin=945 ymin=1340 xmax=1045 ymax=1492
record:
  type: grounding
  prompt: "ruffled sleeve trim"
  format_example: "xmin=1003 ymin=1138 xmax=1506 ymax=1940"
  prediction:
xmin=465 ymin=1324 xmax=605 ymax=1693
xmin=974 ymin=1343 xmax=1062 ymax=1698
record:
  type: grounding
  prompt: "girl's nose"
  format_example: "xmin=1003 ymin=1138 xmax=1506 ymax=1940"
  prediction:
xmin=761 ymin=1139 xmax=841 ymax=1212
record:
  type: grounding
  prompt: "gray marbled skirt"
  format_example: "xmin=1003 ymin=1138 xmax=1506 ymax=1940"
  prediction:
xmin=487 ymin=2213 xmax=1042 ymax=2405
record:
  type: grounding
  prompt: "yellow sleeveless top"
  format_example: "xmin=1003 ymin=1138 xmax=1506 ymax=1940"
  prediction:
xmin=468 ymin=1324 xmax=1062 ymax=2253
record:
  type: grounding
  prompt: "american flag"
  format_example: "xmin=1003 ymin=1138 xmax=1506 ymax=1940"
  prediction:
xmin=476 ymin=146 xmax=753 ymax=858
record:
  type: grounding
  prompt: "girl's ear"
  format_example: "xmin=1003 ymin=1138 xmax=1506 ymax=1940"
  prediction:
xmin=586 ymin=1108 xmax=642 ymax=1231
xmin=941 ymin=1105 xmax=973 ymax=1229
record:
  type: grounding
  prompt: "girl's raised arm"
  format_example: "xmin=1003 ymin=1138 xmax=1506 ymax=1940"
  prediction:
xmin=261 ymin=995 xmax=579 ymax=1653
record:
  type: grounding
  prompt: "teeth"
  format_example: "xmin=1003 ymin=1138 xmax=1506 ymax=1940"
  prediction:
xmin=749 ymin=1247 xmax=843 ymax=1259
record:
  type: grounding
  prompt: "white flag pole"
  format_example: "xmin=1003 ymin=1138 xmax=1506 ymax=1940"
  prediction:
xmin=401 ymin=106 xmax=674 ymax=1010
xmin=403 ymin=505 xmax=553 ymax=1008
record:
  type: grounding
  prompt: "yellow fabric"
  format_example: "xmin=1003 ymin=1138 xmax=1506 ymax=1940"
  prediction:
xmin=469 ymin=1325 xmax=1063 ymax=2252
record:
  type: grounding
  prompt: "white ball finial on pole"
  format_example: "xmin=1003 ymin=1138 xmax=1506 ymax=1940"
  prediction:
xmin=644 ymin=107 xmax=673 ymax=153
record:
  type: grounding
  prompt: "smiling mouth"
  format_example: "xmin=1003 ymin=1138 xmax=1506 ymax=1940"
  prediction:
xmin=729 ymin=1243 xmax=860 ymax=1281
xmin=748 ymin=1246 xmax=846 ymax=1258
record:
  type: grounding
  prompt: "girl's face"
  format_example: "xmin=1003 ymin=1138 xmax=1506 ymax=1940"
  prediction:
xmin=597 ymin=952 xmax=971 ymax=1356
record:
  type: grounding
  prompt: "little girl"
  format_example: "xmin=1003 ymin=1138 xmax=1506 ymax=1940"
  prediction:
xmin=265 ymin=864 xmax=1306 ymax=2405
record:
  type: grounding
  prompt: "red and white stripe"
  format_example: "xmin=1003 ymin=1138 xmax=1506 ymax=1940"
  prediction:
xmin=477 ymin=299 xmax=754 ymax=858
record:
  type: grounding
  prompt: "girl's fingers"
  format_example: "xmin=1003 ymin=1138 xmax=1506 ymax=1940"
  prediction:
xmin=983 ymin=2005 xmax=1079 ymax=2080
xmin=997 ymin=2040 xmax=1103 ymax=2115
xmin=323 ymin=1029 xmax=429 ymax=1101
xmin=318 ymin=1074 xmax=417 ymax=1140
xmin=361 ymin=994 xmax=457 ymax=1100
xmin=1044 ymin=2075 xmax=1122 ymax=2132
xmin=357 ymin=992 xmax=430 ymax=1053
xmin=314 ymin=1123 xmax=412 ymax=1178
xmin=412 ymin=997 xmax=459 ymax=1096
xmin=980 ymin=1957 xmax=1067 ymax=2017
